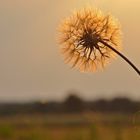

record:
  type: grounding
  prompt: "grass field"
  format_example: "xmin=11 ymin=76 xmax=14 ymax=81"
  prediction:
xmin=0 ymin=113 xmax=140 ymax=140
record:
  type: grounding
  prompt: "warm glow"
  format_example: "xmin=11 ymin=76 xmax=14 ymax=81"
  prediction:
xmin=59 ymin=8 xmax=121 ymax=72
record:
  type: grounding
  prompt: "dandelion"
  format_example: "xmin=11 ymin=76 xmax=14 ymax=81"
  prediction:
xmin=58 ymin=7 xmax=140 ymax=75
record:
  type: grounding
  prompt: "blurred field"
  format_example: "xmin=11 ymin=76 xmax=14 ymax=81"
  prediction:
xmin=0 ymin=113 xmax=140 ymax=140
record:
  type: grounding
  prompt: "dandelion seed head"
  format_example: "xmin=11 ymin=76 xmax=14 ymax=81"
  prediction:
xmin=58 ymin=7 xmax=122 ymax=72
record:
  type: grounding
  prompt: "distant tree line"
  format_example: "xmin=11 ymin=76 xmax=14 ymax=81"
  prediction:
xmin=0 ymin=94 xmax=140 ymax=116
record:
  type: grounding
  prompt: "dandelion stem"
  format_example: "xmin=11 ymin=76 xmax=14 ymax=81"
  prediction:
xmin=100 ymin=40 xmax=140 ymax=76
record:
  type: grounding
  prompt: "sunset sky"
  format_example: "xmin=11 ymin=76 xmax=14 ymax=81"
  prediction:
xmin=0 ymin=0 xmax=139 ymax=102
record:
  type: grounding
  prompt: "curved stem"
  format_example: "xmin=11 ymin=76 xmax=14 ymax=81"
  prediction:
xmin=100 ymin=40 xmax=140 ymax=76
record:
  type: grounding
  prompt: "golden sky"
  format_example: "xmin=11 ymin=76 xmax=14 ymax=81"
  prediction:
xmin=0 ymin=0 xmax=139 ymax=102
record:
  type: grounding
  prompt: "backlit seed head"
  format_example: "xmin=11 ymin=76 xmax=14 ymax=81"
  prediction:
xmin=58 ymin=7 xmax=122 ymax=72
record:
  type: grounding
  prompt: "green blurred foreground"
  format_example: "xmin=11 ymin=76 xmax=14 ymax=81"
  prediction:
xmin=0 ymin=113 xmax=140 ymax=140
